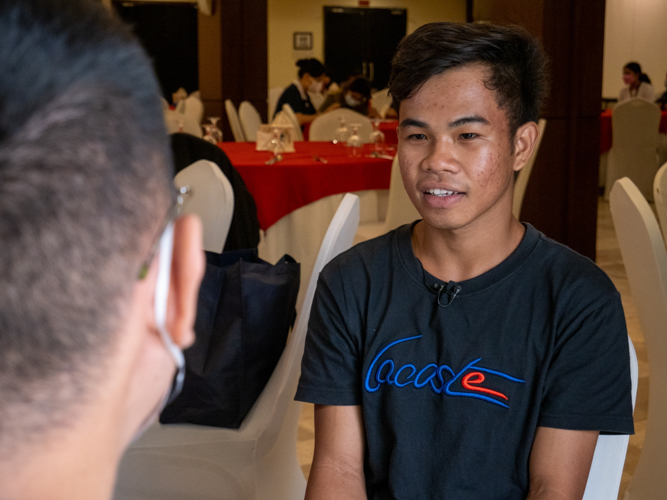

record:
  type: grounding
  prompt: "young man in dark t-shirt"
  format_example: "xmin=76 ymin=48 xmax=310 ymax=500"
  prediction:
xmin=296 ymin=22 xmax=634 ymax=500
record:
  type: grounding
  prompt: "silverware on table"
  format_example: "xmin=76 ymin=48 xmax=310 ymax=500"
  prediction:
xmin=313 ymin=155 xmax=328 ymax=164
xmin=265 ymin=154 xmax=283 ymax=165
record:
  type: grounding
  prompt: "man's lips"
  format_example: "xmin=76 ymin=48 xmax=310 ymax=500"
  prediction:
xmin=423 ymin=187 xmax=465 ymax=197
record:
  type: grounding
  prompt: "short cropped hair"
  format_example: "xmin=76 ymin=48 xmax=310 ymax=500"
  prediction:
xmin=389 ymin=22 xmax=549 ymax=138
xmin=0 ymin=0 xmax=172 ymax=455
xmin=348 ymin=77 xmax=372 ymax=100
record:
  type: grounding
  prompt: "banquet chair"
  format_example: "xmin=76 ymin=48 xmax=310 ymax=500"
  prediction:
xmin=354 ymin=155 xmax=421 ymax=244
xmin=113 ymin=193 xmax=360 ymax=500
xmin=307 ymin=91 xmax=325 ymax=112
xmin=183 ymin=93 xmax=204 ymax=127
xmin=581 ymin=335 xmax=638 ymax=500
xmin=513 ymin=118 xmax=546 ymax=219
xmin=174 ymin=160 xmax=234 ymax=253
xmin=280 ymin=104 xmax=304 ymax=141
xmin=371 ymin=87 xmax=391 ymax=114
xmin=225 ymin=99 xmax=246 ymax=142
xmin=268 ymin=86 xmax=284 ymax=122
xmin=238 ymin=101 xmax=263 ymax=142
xmin=309 ymin=108 xmax=373 ymax=143
xmin=653 ymin=162 xmax=667 ymax=244
xmin=604 ymin=99 xmax=661 ymax=201
xmin=164 ymin=109 xmax=203 ymax=138
xmin=609 ymin=177 xmax=667 ymax=500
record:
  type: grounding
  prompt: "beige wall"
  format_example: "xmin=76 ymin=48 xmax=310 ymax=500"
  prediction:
xmin=267 ymin=0 xmax=467 ymax=90
xmin=603 ymin=0 xmax=667 ymax=99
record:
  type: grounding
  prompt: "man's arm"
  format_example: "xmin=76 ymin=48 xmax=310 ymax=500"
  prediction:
xmin=527 ymin=426 xmax=599 ymax=500
xmin=305 ymin=404 xmax=367 ymax=500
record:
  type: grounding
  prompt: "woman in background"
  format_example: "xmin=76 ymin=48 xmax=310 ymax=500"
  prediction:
xmin=619 ymin=62 xmax=654 ymax=102
xmin=274 ymin=58 xmax=327 ymax=125
xmin=319 ymin=76 xmax=380 ymax=117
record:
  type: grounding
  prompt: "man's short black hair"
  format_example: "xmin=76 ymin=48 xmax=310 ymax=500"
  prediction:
xmin=296 ymin=58 xmax=326 ymax=79
xmin=389 ymin=22 xmax=549 ymax=138
xmin=0 ymin=0 xmax=172 ymax=456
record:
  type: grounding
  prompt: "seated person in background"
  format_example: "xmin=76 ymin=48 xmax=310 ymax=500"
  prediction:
xmin=274 ymin=58 xmax=328 ymax=125
xmin=296 ymin=21 xmax=634 ymax=500
xmin=619 ymin=61 xmax=654 ymax=102
xmin=319 ymin=76 xmax=380 ymax=118
xmin=0 ymin=1 xmax=204 ymax=499
xmin=656 ymin=71 xmax=667 ymax=111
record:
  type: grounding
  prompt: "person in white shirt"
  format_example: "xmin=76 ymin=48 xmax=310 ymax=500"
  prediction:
xmin=619 ymin=62 xmax=654 ymax=102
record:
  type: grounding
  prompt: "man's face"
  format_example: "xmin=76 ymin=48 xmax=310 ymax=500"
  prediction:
xmin=397 ymin=64 xmax=519 ymax=234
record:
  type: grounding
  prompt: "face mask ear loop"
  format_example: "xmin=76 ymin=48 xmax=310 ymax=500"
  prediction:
xmin=155 ymin=221 xmax=185 ymax=403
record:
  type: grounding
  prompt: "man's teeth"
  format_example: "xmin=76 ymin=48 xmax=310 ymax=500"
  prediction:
xmin=426 ymin=188 xmax=459 ymax=196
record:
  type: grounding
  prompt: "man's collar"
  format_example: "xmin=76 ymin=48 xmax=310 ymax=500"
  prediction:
xmin=294 ymin=80 xmax=307 ymax=100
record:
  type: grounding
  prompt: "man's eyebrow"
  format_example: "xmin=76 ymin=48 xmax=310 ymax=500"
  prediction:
xmin=398 ymin=117 xmax=429 ymax=129
xmin=448 ymin=115 xmax=489 ymax=128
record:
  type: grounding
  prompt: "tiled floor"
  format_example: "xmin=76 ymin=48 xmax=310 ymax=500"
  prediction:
xmin=296 ymin=198 xmax=648 ymax=499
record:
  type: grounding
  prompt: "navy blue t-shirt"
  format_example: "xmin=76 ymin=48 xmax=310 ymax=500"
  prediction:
xmin=296 ymin=223 xmax=634 ymax=500
xmin=274 ymin=83 xmax=315 ymax=118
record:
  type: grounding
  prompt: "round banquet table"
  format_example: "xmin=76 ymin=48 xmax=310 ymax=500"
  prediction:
xmin=218 ymin=140 xmax=394 ymax=311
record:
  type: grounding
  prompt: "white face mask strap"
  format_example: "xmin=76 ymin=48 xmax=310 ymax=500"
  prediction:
xmin=155 ymin=221 xmax=185 ymax=395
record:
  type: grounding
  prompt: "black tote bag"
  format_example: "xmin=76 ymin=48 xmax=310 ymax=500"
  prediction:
xmin=160 ymin=248 xmax=300 ymax=428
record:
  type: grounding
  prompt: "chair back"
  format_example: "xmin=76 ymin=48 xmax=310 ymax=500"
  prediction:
xmin=238 ymin=101 xmax=263 ymax=142
xmin=164 ymin=109 xmax=202 ymax=138
xmin=308 ymin=91 xmax=325 ymax=112
xmin=280 ymin=103 xmax=303 ymax=141
xmin=513 ymin=118 xmax=546 ymax=219
xmin=309 ymin=108 xmax=373 ymax=143
xmin=653 ymin=162 xmax=667 ymax=244
xmin=371 ymin=88 xmax=391 ymax=113
xmin=610 ymin=177 xmax=667 ymax=499
xmin=582 ymin=335 xmax=638 ymax=500
xmin=604 ymin=99 xmax=661 ymax=200
xmin=268 ymin=86 xmax=284 ymax=121
xmin=225 ymin=99 xmax=246 ymax=142
xmin=174 ymin=160 xmax=234 ymax=253
xmin=383 ymin=155 xmax=421 ymax=232
xmin=183 ymin=93 xmax=204 ymax=126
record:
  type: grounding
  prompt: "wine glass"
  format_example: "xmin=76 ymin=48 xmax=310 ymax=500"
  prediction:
xmin=370 ymin=119 xmax=386 ymax=152
xmin=269 ymin=127 xmax=283 ymax=159
xmin=333 ymin=116 xmax=349 ymax=145
xmin=202 ymin=123 xmax=216 ymax=144
xmin=208 ymin=117 xmax=223 ymax=143
xmin=346 ymin=123 xmax=362 ymax=157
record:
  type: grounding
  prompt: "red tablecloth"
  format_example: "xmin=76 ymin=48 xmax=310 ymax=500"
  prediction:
xmin=302 ymin=119 xmax=399 ymax=144
xmin=219 ymin=141 xmax=394 ymax=230
xmin=600 ymin=109 xmax=667 ymax=153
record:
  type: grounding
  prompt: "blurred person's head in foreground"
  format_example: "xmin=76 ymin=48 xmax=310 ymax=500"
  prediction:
xmin=0 ymin=1 xmax=204 ymax=498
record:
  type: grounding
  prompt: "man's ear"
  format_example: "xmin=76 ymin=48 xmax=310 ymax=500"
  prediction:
xmin=512 ymin=121 xmax=540 ymax=173
xmin=166 ymin=214 xmax=204 ymax=350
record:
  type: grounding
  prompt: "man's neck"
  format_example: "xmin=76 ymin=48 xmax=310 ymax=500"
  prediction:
xmin=412 ymin=214 xmax=525 ymax=283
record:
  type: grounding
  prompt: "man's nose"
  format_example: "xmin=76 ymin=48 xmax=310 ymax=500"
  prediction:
xmin=421 ymin=138 xmax=460 ymax=174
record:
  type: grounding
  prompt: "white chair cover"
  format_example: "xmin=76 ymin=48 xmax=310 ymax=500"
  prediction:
xmin=604 ymin=98 xmax=661 ymax=201
xmin=653 ymin=162 xmax=667 ymax=244
xmin=307 ymin=91 xmax=325 ymax=112
xmin=610 ymin=177 xmax=667 ymax=500
xmin=238 ymin=101 xmax=263 ymax=142
xmin=371 ymin=88 xmax=391 ymax=114
xmin=174 ymin=160 xmax=234 ymax=253
xmin=582 ymin=335 xmax=638 ymax=500
xmin=225 ymin=99 xmax=246 ymax=142
xmin=164 ymin=109 xmax=202 ymax=138
xmin=114 ymin=194 xmax=360 ymax=500
xmin=268 ymin=86 xmax=285 ymax=122
xmin=280 ymin=103 xmax=303 ymax=141
xmin=309 ymin=108 xmax=372 ymax=143
xmin=183 ymin=93 xmax=204 ymax=127
xmin=355 ymin=155 xmax=421 ymax=243
xmin=513 ymin=119 xmax=546 ymax=219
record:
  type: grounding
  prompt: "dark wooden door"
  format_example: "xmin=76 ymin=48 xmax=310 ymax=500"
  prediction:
xmin=113 ymin=1 xmax=199 ymax=101
xmin=324 ymin=7 xmax=406 ymax=90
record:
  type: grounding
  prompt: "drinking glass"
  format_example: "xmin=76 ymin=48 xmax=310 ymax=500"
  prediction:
xmin=333 ymin=116 xmax=349 ymax=145
xmin=370 ymin=119 xmax=386 ymax=152
xmin=346 ymin=123 xmax=363 ymax=157
xmin=208 ymin=117 xmax=223 ymax=143
xmin=269 ymin=127 xmax=283 ymax=158
xmin=202 ymin=123 xmax=216 ymax=144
